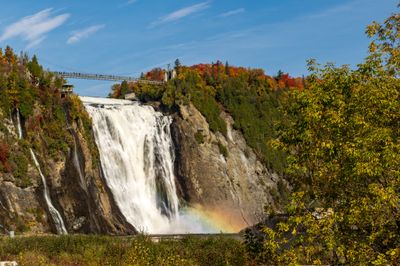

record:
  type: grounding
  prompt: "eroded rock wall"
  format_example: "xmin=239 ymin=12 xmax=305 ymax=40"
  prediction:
xmin=0 ymin=109 xmax=135 ymax=235
xmin=172 ymin=104 xmax=286 ymax=231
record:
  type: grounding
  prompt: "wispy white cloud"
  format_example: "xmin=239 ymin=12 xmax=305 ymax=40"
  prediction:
xmin=306 ymin=0 xmax=357 ymax=19
xmin=119 ymin=0 xmax=138 ymax=8
xmin=150 ymin=2 xmax=210 ymax=28
xmin=218 ymin=8 xmax=245 ymax=18
xmin=67 ymin=24 xmax=105 ymax=44
xmin=0 ymin=8 xmax=70 ymax=48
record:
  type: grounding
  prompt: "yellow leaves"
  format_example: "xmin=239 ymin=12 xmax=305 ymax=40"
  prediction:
xmin=371 ymin=253 xmax=390 ymax=266
xmin=320 ymin=141 xmax=333 ymax=149
xmin=368 ymin=183 xmax=399 ymax=209
xmin=277 ymin=222 xmax=289 ymax=233
xmin=262 ymin=227 xmax=276 ymax=239
xmin=369 ymin=41 xmax=378 ymax=53
xmin=123 ymin=240 xmax=151 ymax=266
xmin=354 ymin=159 xmax=379 ymax=176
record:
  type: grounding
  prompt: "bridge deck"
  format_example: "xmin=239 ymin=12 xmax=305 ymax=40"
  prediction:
xmin=52 ymin=71 xmax=164 ymax=85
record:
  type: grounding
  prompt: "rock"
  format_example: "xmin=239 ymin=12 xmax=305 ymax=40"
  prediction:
xmin=1 ymin=173 xmax=15 ymax=183
xmin=171 ymin=104 xmax=286 ymax=232
xmin=72 ymin=216 xmax=86 ymax=230
xmin=0 ymin=181 xmax=50 ymax=233
xmin=0 ymin=261 xmax=18 ymax=266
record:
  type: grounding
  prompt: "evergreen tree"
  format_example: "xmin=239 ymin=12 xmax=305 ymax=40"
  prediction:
xmin=274 ymin=70 xmax=284 ymax=81
xmin=28 ymin=55 xmax=43 ymax=79
xmin=174 ymin=58 xmax=182 ymax=74
xmin=225 ymin=61 xmax=230 ymax=76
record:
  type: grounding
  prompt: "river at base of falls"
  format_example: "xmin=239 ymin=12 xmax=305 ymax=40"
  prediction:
xmin=81 ymin=97 xmax=222 ymax=234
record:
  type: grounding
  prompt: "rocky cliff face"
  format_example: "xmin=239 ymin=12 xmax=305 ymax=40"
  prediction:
xmin=0 ymin=98 xmax=286 ymax=235
xmin=0 ymin=108 xmax=135 ymax=235
xmin=171 ymin=104 xmax=287 ymax=232
xmin=0 ymin=111 xmax=48 ymax=234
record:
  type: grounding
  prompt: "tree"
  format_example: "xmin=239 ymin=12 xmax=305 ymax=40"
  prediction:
xmin=225 ymin=61 xmax=230 ymax=76
xmin=364 ymin=7 xmax=400 ymax=76
xmin=250 ymin=7 xmax=400 ymax=265
xmin=28 ymin=55 xmax=43 ymax=79
xmin=274 ymin=70 xmax=284 ymax=81
xmin=4 ymin=46 xmax=17 ymax=65
xmin=174 ymin=58 xmax=182 ymax=74
xmin=119 ymin=80 xmax=129 ymax=99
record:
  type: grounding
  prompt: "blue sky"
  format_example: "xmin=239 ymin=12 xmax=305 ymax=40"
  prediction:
xmin=0 ymin=0 xmax=397 ymax=96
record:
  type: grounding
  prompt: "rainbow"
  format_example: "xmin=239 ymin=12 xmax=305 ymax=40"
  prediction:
xmin=181 ymin=205 xmax=248 ymax=233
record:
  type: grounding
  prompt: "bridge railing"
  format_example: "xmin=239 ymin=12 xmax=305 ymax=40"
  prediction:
xmin=52 ymin=71 xmax=164 ymax=85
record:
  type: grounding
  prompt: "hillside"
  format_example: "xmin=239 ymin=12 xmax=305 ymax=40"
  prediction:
xmin=0 ymin=47 xmax=134 ymax=235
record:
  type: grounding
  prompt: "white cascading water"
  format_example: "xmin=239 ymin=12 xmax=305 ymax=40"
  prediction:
xmin=16 ymin=109 xmax=23 ymax=140
xmin=81 ymin=97 xmax=218 ymax=234
xmin=29 ymin=150 xmax=68 ymax=235
xmin=72 ymin=138 xmax=87 ymax=192
xmin=16 ymin=109 xmax=67 ymax=235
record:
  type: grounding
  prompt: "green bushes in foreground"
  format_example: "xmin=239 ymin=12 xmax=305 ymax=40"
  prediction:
xmin=0 ymin=235 xmax=251 ymax=266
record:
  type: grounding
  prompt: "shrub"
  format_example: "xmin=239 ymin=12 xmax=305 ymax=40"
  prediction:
xmin=194 ymin=131 xmax=205 ymax=144
xmin=217 ymin=141 xmax=228 ymax=158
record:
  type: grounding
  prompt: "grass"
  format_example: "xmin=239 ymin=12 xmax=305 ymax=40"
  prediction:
xmin=0 ymin=235 xmax=253 ymax=265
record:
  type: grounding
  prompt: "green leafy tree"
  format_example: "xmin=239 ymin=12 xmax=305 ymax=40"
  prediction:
xmin=252 ymin=8 xmax=400 ymax=265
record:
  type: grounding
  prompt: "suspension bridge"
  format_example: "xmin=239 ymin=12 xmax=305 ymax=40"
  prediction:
xmin=52 ymin=71 xmax=164 ymax=85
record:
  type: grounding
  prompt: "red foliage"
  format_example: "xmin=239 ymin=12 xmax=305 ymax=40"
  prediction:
xmin=2 ymin=161 xmax=11 ymax=173
xmin=0 ymin=142 xmax=11 ymax=172
xmin=0 ymin=142 xmax=10 ymax=163
xmin=275 ymin=73 xmax=304 ymax=89
xmin=146 ymin=68 xmax=165 ymax=81
xmin=189 ymin=62 xmax=304 ymax=91
xmin=141 ymin=61 xmax=304 ymax=91
xmin=26 ymin=115 xmax=43 ymax=132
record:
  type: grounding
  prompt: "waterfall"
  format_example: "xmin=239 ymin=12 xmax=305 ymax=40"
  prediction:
xmin=29 ymin=150 xmax=68 ymax=234
xmin=15 ymin=109 xmax=23 ymax=139
xmin=81 ymin=97 xmax=218 ymax=234
xmin=72 ymin=137 xmax=87 ymax=191
xmin=15 ymin=109 xmax=67 ymax=235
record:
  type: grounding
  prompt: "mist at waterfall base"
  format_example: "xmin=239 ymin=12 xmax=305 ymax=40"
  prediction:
xmin=81 ymin=97 xmax=223 ymax=234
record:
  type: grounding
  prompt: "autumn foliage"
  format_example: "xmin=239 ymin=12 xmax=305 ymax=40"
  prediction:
xmin=190 ymin=61 xmax=304 ymax=90
xmin=0 ymin=142 xmax=11 ymax=172
xmin=145 ymin=68 xmax=165 ymax=81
